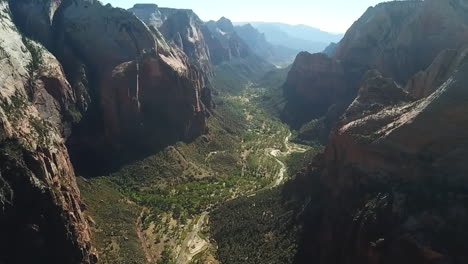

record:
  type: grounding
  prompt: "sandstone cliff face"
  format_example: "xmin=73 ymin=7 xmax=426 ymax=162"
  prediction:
xmin=0 ymin=2 xmax=95 ymax=263
xmin=335 ymin=0 xmax=468 ymax=84
xmin=405 ymin=49 xmax=468 ymax=99
xmin=282 ymin=52 xmax=347 ymax=128
xmin=129 ymin=4 xmax=213 ymax=76
xmin=290 ymin=3 xmax=468 ymax=263
xmin=284 ymin=0 xmax=468 ymax=130
xmin=11 ymin=0 xmax=211 ymax=173
xmin=343 ymin=70 xmax=411 ymax=122
xmin=296 ymin=45 xmax=468 ymax=264
xmin=1 ymin=0 xmax=213 ymax=261
xmin=206 ymin=17 xmax=252 ymax=63
xmin=9 ymin=0 xmax=62 ymax=48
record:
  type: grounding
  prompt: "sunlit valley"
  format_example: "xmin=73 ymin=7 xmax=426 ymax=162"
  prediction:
xmin=1 ymin=0 xmax=468 ymax=264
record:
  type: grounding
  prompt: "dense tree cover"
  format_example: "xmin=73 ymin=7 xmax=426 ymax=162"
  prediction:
xmin=157 ymin=246 xmax=175 ymax=264
xmin=119 ymin=174 xmax=271 ymax=220
xmin=286 ymin=147 xmax=323 ymax=179
xmin=210 ymin=189 xmax=302 ymax=264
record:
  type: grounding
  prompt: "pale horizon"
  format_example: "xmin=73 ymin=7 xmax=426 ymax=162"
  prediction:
xmin=104 ymin=0 xmax=387 ymax=33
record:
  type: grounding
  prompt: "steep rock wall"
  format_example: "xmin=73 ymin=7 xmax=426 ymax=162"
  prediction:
xmin=0 ymin=1 xmax=96 ymax=262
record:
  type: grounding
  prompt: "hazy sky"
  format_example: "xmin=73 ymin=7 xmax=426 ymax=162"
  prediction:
xmin=105 ymin=0 xmax=385 ymax=33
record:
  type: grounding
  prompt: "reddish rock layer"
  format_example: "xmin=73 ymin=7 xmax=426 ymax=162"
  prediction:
xmin=8 ymin=0 xmax=212 ymax=173
xmin=284 ymin=0 xmax=468 ymax=130
xmin=296 ymin=46 xmax=468 ymax=264
xmin=0 ymin=1 xmax=96 ymax=262
xmin=1 ymin=0 xmax=213 ymax=262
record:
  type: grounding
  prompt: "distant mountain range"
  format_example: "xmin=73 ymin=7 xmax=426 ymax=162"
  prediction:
xmin=234 ymin=22 xmax=343 ymax=54
xmin=233 ymin=23 xmax=298 ymax=67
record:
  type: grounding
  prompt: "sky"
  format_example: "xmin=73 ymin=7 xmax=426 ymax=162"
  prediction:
xmin=104 ymin=0 xmax=386 ymax=33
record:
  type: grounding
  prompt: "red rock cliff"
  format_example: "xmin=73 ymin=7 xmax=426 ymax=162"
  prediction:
xmin=296 ymin=46 xmax=468 ymax=264
xmin=283 ymin=0 xmax=468 ymax=130
xmin=0 ymin=1 xmax=96 ymax=262
xmin=1 ymin=0 xmax=214 ymax=262
xmin=11 ymin=0 xmax=211 ymax=173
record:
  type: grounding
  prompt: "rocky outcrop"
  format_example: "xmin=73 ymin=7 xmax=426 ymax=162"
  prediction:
xmin=1 ymin=0 xmax=214 ymax=261
xmin=290 ymin=3 xmax=468 ymax=263
xmin=11 ymin=0 xmax=211 ymax=173
xmin=0 ymin=1 xmax=95 ymax=262
xmin=282 ymin=52 xmax=347 ymax=128
xmin=296 ymin=43 xmax=468 ymax=264
xmin=335 ymin=0 xmax=468 ymax=83
xmin=8 ymin=0 xmax=62 ymax=48
xmin=405 ymin=49 xmax=468 ymax=99
xmin=283 ymin=0 xmax=468 ymax=130
xmin=343 ymin=70 xmax=411 ymax=122
xmin=205 ymin=17 xmax=251 ymax=62
xmin=129 ymin=4 xmax=213 ymax=76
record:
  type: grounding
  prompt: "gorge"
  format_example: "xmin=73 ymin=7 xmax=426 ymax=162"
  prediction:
xmin=1 ymin=0 xmax=468 ymax=264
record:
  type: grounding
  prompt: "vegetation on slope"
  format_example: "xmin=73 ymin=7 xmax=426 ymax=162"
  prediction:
xmin=214 ymin=56 xmax=275 ymax=94
xmin=80 ymin=84 xmax=305 ymax=263
xmin=77 ymin=177 xmax=147 ymax=264
xmin=210 ymin=189 xmax=302 ymax=264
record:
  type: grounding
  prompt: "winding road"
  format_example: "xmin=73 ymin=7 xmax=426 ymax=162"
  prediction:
xmin=175 ymin=132 xmax=306 ymax=263
xmin=267 ymin=132 xmax=306 ymax=188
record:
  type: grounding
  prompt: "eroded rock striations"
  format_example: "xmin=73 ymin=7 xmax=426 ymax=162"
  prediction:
xmin=205 ymin=17 xmax=252 ymax=63
xmin=292 ymin=1 xmax=468 ymax=263
xmin=129 ymin=4 xmax=213 ymax=76
xmin=11 ymin=0 xmax=211 ymax=173
xmin=297 ymin=45 xmax=468 ymax=264
xmin=0 ymin=1 xmax=95 ymax=263
xmin=1 ymin=0 xmax=213 ymax=262
xmin=283 ymin=0 xmax=468 ymax=131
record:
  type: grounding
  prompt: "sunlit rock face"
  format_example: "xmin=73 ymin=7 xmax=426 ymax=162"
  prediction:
xmin=129 ymin=4 xmax=213 ymax=76
xmin=10 ymin=0 xmax=211 ymax=173
xmin=0 ymin=1 xmax=95 ymax=262
xmin=0 ymin=0 xmax=214 ymax=261
xmin=336 ymin=0 xmax=468 ymax=84
xmin=205 ymin=17 xmax=252 ymax=63
xmin=292 ymin=1 xmax=468 ymax=262
xmin=283 ymin=0 xmax=468 ymax=131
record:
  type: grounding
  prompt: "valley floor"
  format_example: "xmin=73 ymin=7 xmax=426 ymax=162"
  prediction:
xmin=78 ymin=85 xmax=314 ymax=264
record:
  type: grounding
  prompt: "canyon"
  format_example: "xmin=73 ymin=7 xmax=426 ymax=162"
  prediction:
xmin=1 ymin=0 xmax=468 ymax=264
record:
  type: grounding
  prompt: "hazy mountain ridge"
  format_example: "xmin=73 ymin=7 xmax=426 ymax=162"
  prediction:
xmin=234 ymin=21 xmax=344 ymax=53
xmin=234 ymin=23 xmax=298 ymax=66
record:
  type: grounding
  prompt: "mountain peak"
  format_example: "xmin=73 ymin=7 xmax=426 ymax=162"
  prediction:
xmin=217 ymin=16 xmax=234 ymax=32
xmin=132 ymin=3 xmax=158 ymax=9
